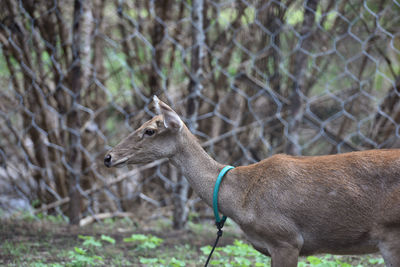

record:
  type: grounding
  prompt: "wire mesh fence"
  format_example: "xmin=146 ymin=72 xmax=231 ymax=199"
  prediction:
xmin=0 ymin=0 xmax=399 ymax=228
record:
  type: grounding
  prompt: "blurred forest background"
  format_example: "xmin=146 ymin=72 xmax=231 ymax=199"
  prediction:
xmin=0 ymin=0 xmax=399 ymax=230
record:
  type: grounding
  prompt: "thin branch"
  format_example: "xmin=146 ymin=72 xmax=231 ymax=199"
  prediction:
xmin=79 ymin=212 xmax=134 ymax=226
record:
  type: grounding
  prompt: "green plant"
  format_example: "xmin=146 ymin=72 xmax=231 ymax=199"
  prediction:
xmin=31 ymin=262 xmax=65 ymax=267
xmin=67 ymin=247 xmax=103 ymax=267
xmin=298 ymin=255 xmax=355 ymax=267
xmin=100 ymin=234 xmax=116 ymax=244
xmin=2 ymin=241 xmax=31 ymax=257
xmin=123 ymin=233 xmax=164 ymax=250
xmin=140 ymin=257 xmax=160 ymax=264
xmin=78 ymin=235 xmax=102 ymax=248
xmin=0 ymin=218 xmax=385 ymax=267
xmin=169 ymin=257 xmax=186 ymax=267
xmin=368 ymin=257 xmax=385 ymax=265
xmin=138 ymin=256 xmax=186 ymax=266
xmin=200 ymin=240 xmax=270 ymax=266
xmin=62 ymin=235 xmax=118 ymax=266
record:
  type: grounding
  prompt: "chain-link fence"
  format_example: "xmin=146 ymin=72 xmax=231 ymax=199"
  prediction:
xmin=0 ymin=0 xmax=399 ymax=228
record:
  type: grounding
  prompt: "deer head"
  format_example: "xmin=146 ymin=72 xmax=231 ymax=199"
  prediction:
xmin=104 ymin=96 xmax=184 ymax=167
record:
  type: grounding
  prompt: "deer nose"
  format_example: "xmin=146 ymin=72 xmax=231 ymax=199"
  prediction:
xmin=104 ymin=154 xmax=112 ymax=168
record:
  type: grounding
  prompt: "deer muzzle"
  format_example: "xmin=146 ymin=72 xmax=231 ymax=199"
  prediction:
xmin=104 ymin=153 xmax=128 ymax=168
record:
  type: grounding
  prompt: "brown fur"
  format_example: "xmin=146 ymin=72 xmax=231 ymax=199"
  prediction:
xmin=105 ymin=98 xmax=400 ymax=267
xmin=234 ymin=151 xmax=400 ymax=257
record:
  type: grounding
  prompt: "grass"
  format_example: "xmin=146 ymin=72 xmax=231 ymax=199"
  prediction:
xmin=0 ymin=216 xmax=384 ymax=266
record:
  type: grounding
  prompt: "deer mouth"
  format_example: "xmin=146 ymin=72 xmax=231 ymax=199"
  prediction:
xmin=112 ymin=157 xmax=129 ymax=167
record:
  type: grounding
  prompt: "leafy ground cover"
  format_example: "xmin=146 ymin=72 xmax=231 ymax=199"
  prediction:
xmin=0 ymin=216 xmax=384 ymax=266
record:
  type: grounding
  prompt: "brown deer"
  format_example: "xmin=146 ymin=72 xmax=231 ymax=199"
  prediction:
xmin=104 ymin=96 xmax=400 ymax=267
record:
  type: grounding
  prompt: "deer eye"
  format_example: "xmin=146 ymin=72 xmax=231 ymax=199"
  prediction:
xmin=144 ymin=129 xmax=155 ymax=136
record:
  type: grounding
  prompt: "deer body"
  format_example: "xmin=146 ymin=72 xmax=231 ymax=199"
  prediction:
xmin=105 ymin=96 xmax=400 ymax=267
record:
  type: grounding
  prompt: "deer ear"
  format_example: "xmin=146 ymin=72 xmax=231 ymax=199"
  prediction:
xmin=153 ymin=95 xmax=183 ymax=131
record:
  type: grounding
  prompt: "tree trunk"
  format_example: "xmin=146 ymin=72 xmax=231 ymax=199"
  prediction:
xmin=172 ymin=0 xmax=205 ymax=230
xmin=67 ymin=0 xmax=93 ymax=225
xmin=285 ymin=0 xmax=317 ymax=155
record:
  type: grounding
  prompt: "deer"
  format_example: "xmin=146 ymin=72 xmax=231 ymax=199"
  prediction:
xmin=104 ymin=96 xmax=400 ymax=267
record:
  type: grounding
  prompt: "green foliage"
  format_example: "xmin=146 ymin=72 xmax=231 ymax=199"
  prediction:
xmin=2 ymin=240 xmax=31 ymax=257
xmin=200 ymin=240 xmax=384 ymax=267
xmin=298 ymin=254 xmax=367 ymax=267
xmin=65 ymin=235 xmax=111 ymax=267
xmin=307 ymin=256 xmax=324 ymax=265
xmin=368 ymin=257 xmax=385 ymax=265
xmin=31 ymin=263 xmax=64 ymax=267
xmin=242 ymin=6 xmax=255 ymax=25
xmin=287 ymin=7 xmax=304 ymax=25
xmin=1 ymin=219 xmax=385 ymax=267
xmin=217 ymin=8 xmax=238 ymax=28
xmin=0 ymin=50 xmax=7 ymax=76
xmin=104 ymin=49 xmax=131 ymax=96
xmin=100 ymin=234 xmax=116 ymax=244
xmin=125 ymin=7 xmax=149 ymax=20
xmin=31 ymin=212 xmax=66 ymax=224
xmin=123 ymin=233 xmax=164 ymax=250
xmin=169 ymin=257 xmax=187 ymax=267
xmin=201 ymin=239 xmax=270 ymax=266
xmin=67 ymin=246 xmax=103 ymax=267
xmin=138 ymin=256 xmax=186 ymax=266
xmin=78 ymin=235 xmax=103 ymax=247
xmin=140 ymin=257 xmax=160 ymax=264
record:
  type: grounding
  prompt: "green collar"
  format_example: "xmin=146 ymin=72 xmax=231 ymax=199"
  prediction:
xmin=213 ymin=165 xmax=235 ymax=227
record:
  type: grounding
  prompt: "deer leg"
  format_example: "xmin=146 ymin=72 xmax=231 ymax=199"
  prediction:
xmin=269 ymin=244 xmax=300 ymax=267
xmin=377 ymin=187 xmax=400 ymax=267
xmin=378 ymin=230 xmax=400 ymax=267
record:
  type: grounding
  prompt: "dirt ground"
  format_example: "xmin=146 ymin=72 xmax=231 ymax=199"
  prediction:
xmin=0 ymin=217 xmax=385 ymax=266
xmin=0 ymin=217 xmax=238 ymax=266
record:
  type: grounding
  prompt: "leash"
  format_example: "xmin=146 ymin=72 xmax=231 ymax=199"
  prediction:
xmin=204 ymin=165 xmax=235 ymax=267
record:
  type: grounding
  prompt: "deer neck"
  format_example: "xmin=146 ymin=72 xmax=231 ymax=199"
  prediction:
xmin=169 ymin=128 xmax=236 ymax=212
